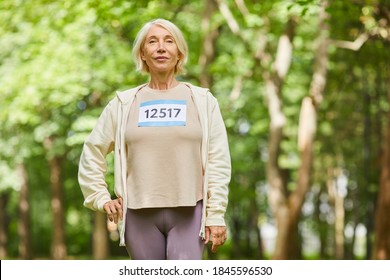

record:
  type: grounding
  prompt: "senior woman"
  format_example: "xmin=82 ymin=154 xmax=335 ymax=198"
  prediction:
xmin=78 ymin=18 xmax=231 ymax=260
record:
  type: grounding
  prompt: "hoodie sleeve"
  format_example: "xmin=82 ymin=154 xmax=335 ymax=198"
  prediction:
xmin=205 ymin=95 xmax=231 ymax=226
xmin=78 ymin=99 xmax=117 ymax=212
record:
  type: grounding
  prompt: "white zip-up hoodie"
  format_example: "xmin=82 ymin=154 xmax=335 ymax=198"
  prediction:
xmin=78 ymin=82 xmax=231 ymax=246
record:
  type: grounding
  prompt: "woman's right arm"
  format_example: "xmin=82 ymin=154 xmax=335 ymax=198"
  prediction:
xmin=78 ymin=100 xmax=117 ymax=212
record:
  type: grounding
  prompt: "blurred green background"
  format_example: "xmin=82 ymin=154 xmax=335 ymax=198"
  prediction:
xmin=1 ymin=0 xmax=390 ymax=260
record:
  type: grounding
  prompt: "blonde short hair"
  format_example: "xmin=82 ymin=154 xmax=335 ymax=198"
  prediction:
xmin=132 ymin=19 xmax=188 ymax=75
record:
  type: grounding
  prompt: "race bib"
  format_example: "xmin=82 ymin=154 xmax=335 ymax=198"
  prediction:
xmin=138 ymin=99 xmax=187 ymax=127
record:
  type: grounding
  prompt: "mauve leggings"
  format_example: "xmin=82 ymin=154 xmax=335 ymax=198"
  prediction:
xmin=124 ymin=200 xmax=204 ymax=260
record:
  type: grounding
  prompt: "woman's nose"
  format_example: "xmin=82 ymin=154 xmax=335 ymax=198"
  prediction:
xmin=157 ymin=41 xmax=166 ymax=52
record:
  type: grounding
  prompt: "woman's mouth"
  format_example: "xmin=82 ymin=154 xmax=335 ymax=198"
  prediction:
xmin=155 ymin=56 xmax=168 ymax=61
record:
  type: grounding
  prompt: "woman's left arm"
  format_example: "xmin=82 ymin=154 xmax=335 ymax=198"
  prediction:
xmin=205 ymin=97 xmax=231 ymax=251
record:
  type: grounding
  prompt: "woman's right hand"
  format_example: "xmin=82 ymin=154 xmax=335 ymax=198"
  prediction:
xmin=103 ymin=197 xmax=123 ymax=224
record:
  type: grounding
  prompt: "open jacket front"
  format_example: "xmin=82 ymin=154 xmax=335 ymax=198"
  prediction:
xmin=78 ymin=83 xmax=231 ymax=246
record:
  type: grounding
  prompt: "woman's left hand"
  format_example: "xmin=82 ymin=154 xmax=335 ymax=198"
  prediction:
xmin=204 ymin=226 xmax=227 ymax=253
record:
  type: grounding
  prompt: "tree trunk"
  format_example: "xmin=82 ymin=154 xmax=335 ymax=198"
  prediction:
xmin=16 ymin=163 xmax=33 ymax=259
xmin=250 ymin=197 xmax=264 ymax=259
xmin=44 ymin=137 xmax=67 ymax=260
xmin=316 ymin=188 xmax=329 ymax=259
xmin=327 ymin=168 xmax=345 ymax=259
xmin=265 ymin=17 xmax=296 ymax=260
xmin=198 ymin=0 xmax=219 ymax=88
xmin=49 ymin=155 xmax=67 ymax=259
xmin=269 ymin=0 xmax=329 ymax=259
xmin=0 ymin=192 xmax=10 ymax=259
xmin=93 ymin=211 xmax=109 ymax=260
xmin=373 ymin=69 xmax=390 ymax=259
xmin=231 ymin=216 xmax=242 ymax=258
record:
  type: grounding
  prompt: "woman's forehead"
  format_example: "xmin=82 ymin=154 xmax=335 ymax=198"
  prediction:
xmin=146 ymin=24 xmax=173 ymax=38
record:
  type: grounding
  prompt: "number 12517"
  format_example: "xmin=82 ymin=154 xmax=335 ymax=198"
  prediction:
xmin=144 ymin=107 xmax=181 ymax=119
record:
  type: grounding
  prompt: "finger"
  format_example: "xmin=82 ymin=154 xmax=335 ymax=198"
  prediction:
xmin=109 ymin=204 xmax=117 ymax=216
xmin=204 ymin=227 xmax=210 ymax=244
xmin=213 ymin=235 xmax=223 ymax=245
xmin=103 ymin=203 xmax=113 ymax=221
xmin=113 ymin=212 xmax=119 ymax=224
xmin=109 ymin=203 xmax=120 ymax=224
xmin=107 ymin=212 xmax=114 ymax=222
xmin=104 ymin=201 xmax=118 ymax=223
xmin=116 ymin=200 xmax=123 ymax=220
xmin=103 ymin=201 xmax=111 ymax=213
xmin=107 ymin=211 xmax=115 ymax=222
xmin=109 ymin=200 xmax=121 ymax=221
xmin=211 ymin=242 xmax=219 ymax=253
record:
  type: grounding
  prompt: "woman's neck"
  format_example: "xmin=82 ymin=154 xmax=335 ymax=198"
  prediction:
xmin=148 ymin=73 xmax=179 ymax=90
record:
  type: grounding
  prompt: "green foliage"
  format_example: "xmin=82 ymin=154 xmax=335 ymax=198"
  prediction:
xmin=0 ymin=0 xmax=388 ymax=259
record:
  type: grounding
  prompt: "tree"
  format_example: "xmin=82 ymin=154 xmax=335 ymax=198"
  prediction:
xmin=1 ymin=0 xmax=390 ymax=260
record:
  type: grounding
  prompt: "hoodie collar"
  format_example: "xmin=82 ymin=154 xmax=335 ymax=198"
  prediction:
xmin=115 ymin=84 xmax=147 ymax=104
xmin=115 ymin=82 xmax=200 ymax=104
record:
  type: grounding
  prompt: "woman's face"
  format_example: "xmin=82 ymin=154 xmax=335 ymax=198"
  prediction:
xmin=141 ymin=25 xmax=180 ymax=75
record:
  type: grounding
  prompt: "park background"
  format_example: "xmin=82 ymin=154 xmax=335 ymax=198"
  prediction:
xmin=0 ymin=0 xmax=389 ymax=260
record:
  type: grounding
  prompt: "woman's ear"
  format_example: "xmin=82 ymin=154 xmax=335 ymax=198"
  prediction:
xmin=141 ymin=49 xmax=145 ymax=61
